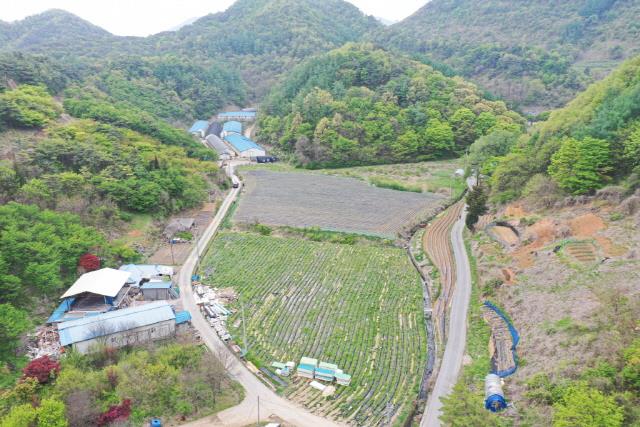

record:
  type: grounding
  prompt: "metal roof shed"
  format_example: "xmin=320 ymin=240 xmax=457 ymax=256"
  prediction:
xmin=189 ymin=120 xmax=209 ymax=134
xmin=119 ymin=264 xmax=173 ymax=285
xmin=223 ymin=134 xmax=266 ymax=157
xmin=57 ymin=301 xmax=175 ymax=347
xmin=61 ymin=268 xmax=131 ymax=299
xmin=222 ymin=121 xmax=242 ymax=134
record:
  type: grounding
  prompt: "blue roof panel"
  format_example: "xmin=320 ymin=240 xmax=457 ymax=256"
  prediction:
xmin=222 ymin=121 xmax=242 ymax=134
xmin=189 ymin=120 xmax=209 ymax=133
xmin=224 ymin=134 xmax=265 ymax=153
xmin=141 ymin=281 xmax=172 ymax=289
xmin=218 ymin=111 xmax=256 ymax=118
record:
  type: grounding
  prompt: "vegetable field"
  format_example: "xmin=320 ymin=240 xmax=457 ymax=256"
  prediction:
xmin=199 ymin=232 xmax=427 ymax=425
xmin=234 ymin=170 xmax=445 ymax=238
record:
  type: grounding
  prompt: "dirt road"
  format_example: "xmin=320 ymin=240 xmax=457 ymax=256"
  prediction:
xmin=179 ymin=162 xmax=341 ymax=427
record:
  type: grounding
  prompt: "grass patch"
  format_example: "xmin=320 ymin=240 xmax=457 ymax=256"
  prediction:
xmin=369 ymin=176 xmax=423 ymax=192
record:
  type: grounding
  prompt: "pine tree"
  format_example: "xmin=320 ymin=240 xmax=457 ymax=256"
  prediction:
xmin=466 ymin=184 xmax=488 ymax=230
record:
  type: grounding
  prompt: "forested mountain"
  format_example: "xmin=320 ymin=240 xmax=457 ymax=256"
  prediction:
xmin=0 ymin=0 xmax=380 ymax=105
xmin=375 ymin=0 xmax=640 ymax=112
xmin=258 ymin=43 xmax=524 ymax=167
xmin=471 ymin=54 xmax=640 ymax=201
xmin=0 ymin=9 xmax=118 ymax=56
xmin=149 ymin=0 xmax=381 ymax=97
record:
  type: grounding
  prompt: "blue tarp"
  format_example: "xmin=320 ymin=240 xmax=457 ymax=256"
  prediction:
xmin=175 ymin=310 xmax=192 ymax=324
xmin=484 ymin=300 xmax=520 ymax=377
xmin=47 ymin=297 xmax=75 ymax=323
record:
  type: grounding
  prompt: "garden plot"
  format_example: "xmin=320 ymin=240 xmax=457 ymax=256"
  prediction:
xmin=199 ymin=232 xmax=427 ymax=425
xmin=234 ymin=170 xmax=445 ymax=238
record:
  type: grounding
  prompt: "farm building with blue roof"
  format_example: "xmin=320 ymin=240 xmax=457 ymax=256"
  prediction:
xmin=222 ymin=121 xmax=243 ymax=137
xmin=224 ymin=134 xmax=266 ymax=158
xmin=217 ymin=111 xmax=256 ymax=121
xmin=188 ymin=120 xmax=209 ymax=138
xmin=57 ymin=301 xmax=182 ymax=354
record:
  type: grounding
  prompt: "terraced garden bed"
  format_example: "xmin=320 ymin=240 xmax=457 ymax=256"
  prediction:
xmin=199 ymin=232 xmax=427 ymax=425
xmin=234 ymin=170 xmax=445 ymax=238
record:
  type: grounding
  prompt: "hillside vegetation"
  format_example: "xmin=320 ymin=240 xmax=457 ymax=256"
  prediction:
xmin=375 ymin=0 xmax=640 ymax=111
xmin=485 ymin=55 xmax=640 ymax=201
xmin=0 ymin=58 xmax=228 ymax=381
xmin=258 ymin=43 xmax=523 ymax=167
xmin=0 ymin=0 xmax=380 ymax=101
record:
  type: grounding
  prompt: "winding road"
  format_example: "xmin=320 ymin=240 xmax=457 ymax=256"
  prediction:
xmin=421 ymin=178 xmax=475 ymax=427
xmin=178 ymin=161 xmax=341 ymax=427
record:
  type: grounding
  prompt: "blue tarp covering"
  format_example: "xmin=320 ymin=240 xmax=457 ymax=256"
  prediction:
xmin=47 ymin=297 xmax=75 ymax=323
xmin=175 ymin=310 xmax=192 ymax=324
xmin=484 ymin=301 xmax=520 ymax=377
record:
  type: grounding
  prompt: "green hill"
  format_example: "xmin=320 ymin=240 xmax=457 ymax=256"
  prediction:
xmin=375 ymin=0 xmax=640 ymax=112
xmin=258 ymin=43 xmax=524 ymax=167
xmin=485 ymin=55 xmax=640 ymax=200
xmin=0 ymin=1 xmax=381 ymax=101
xmin=148 ymin=0 xmax=381 ymax=97
xmin=0 ymin=9 xmax=118 ymax=56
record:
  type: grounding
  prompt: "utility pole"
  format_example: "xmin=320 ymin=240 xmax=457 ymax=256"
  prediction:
xmin=169 ymin=241 xmax=175 ymax=265
xmin=256 ymin=395 xmax=260 ymax=427
xmin=242 ymin=302 xmax=248 ymax=357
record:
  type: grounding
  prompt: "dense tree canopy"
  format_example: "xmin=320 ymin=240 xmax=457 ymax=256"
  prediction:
xmin=258 ymin=43 xmax=524 ymax=167
xmin=488 ymin=55 xmax=640 ymax=200
xmin=372 ymin=0 xmax=640 ymax=110
xmin=0 ymin=85 xmax=61 ymax=128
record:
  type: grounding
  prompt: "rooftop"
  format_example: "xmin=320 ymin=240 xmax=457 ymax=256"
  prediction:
xmin=58 ymin=301 xmax=175 ymax=346
xmin=188 ymin=120 xmax=209 ymax=133
xmin=140 ymin=281 xmax=172 ymax=289
xmin=218 ymin=111 xmax=256 ymax=118
xmin=222 ymin=121 xmax=242 ymax=134
xmin=119 ymin=264 xmax=173 ymax=285
xmin=206 ymin=134 xmax=234 ymax=155
xmin=61 ymin=268 xmax=131 ymax=299
xmin=224 ymin=134 xmax=265 ymax=153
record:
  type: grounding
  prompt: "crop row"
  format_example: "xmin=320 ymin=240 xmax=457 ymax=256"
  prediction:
xmin=422 ymin=201 xmax=464 ymax=341
xmin=234 ymin=170 xmax=446 ymax=238
xmin=199 ymin=232 xmax=427 ymax=425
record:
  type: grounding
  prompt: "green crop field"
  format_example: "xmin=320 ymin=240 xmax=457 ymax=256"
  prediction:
xmin=199 ymin=232 xmax=426 ymax=425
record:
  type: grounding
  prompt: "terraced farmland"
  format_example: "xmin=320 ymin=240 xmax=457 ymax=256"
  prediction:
xmin=199 ymin=232 xmax=427 ymax=425
xmin=234 ymin=170 xmax=446 ymax=238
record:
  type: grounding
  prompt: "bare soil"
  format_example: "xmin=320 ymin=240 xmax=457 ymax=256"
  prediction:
xmin=471 ymin=197 xmax=640 ymax=409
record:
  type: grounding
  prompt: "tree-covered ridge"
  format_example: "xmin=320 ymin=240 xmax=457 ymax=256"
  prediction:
xmin=482 ymin=55 xmax=640 ymax=200
xmin=374 ymin=0 xmax=640 ymax=111
xmin=0 ymin=9 xmax=117 ymax=56
xmin=258 ymin=43 xmax=524 ymax=167
xmin=88 ymin=56 xmax=247 ymax=123
xmin=149 ymin=0 xmax=381 ymax=97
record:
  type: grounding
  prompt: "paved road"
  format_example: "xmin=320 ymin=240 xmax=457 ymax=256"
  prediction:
xmin=421 ymin=195 xmax=473 ymax=426
xmin=179 ymin=162 xmax=341 ymax=427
